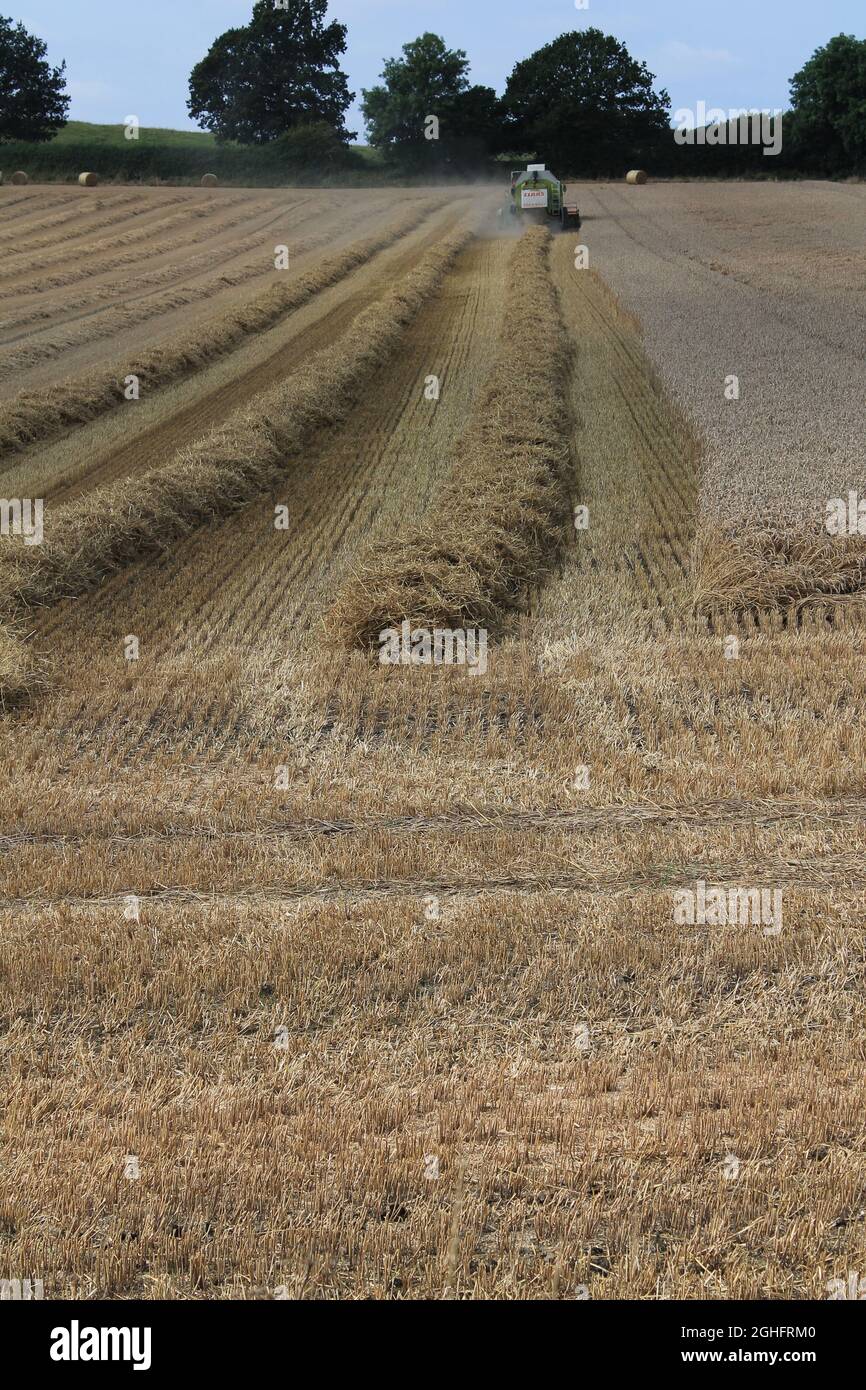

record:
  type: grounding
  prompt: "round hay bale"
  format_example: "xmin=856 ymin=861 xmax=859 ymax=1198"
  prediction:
xmin=200 ymin=173 xmax=218 ymax=188
xmin=78 ymin=171 xmax=99 ymax=187
xmin=625 ymin=169 xmax=648 ymax=185
xmin=10 ymin=171 xmax=29 ymax=185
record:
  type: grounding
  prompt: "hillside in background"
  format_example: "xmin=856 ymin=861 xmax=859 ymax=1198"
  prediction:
xmin=0 ymin=121 xmax=388 ymax=185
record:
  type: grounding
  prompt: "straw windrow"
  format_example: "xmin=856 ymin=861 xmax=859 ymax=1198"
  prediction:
xmin=694 ymin=525 xmax=866 ymax=616
xmin=0 ymin=218 xmax=479 ymax=657
xmin=328 ymin=225 xmax=575 ymax=648
xmin=0 ymin=197 xmax=451 ymax=457
xmin=0 ymin=621 xmax=46 ymax=709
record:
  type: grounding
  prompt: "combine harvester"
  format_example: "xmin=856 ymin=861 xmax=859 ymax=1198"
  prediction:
xmin=505 ymin=164 xmax=581 ymax=230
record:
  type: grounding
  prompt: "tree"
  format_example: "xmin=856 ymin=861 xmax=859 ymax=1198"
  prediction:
xmin=188 ymin=0 xmax=355 ymax=145
xmin=501 ymin=28 xmax=670 ymax=176
xmin=788 ymin=34 xmax=866 ymax=173
xmin=0 ymin=15 xmax=68 ymax=143
xmin=362 ymin=33 xmax=499 ymax=169
xmin=264 ymin=120 xmax=363 ymax=171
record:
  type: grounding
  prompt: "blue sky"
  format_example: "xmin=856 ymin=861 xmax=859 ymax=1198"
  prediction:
xmin=16 ymin=0 xmax=866 ymax=135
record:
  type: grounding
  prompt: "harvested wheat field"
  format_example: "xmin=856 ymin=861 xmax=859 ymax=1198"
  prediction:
xmin=0 ymin=181 xmax=864 ymax=1302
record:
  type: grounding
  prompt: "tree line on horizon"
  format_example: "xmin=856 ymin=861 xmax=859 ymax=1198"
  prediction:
xmin=1 ymin=2 xmax=865 ymax=178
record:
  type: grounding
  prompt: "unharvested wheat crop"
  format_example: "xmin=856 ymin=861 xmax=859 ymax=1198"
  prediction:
xmin=566 ymin=180 xmax=866 ymax=614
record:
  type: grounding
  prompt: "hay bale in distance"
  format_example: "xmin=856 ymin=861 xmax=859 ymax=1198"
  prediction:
xmin=78 ymin=171 xmax=99 ymax=187
xmin=625 ymin=169 xmax=648 ymax=185
xmin=10 ymin=171 xmax=29 ymax=185
xmin=201 ymin=173 xmax=218 ymax=188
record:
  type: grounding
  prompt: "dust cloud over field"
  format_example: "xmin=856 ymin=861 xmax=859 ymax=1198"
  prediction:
xmin=0 ymin=181 xmax=864 ymax=1300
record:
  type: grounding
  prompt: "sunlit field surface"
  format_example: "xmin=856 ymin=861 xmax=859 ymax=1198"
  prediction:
xmin=1 ymin=180 xmax=864 ymax=1298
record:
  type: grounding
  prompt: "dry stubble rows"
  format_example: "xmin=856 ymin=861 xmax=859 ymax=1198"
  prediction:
xmin=0 ymin=184 xmax=864 ymax=1299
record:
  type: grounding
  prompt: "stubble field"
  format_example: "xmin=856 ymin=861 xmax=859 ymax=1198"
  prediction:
xmin=0 ymin=179 xmax=864 ymax=1300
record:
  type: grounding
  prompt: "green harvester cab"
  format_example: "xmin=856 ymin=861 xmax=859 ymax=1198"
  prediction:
xmin=506 ymin=164 xmax=581 ymax=230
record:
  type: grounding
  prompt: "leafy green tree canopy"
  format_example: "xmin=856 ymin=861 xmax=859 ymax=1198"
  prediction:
xmin=188 ymin=0 xmax=355 ymax=145
xmin=265 ymin=120 xmax=362 ymax=170
xmin=0 ymin=14 xmax=69 ymax=143
xmin=789 ymin=33 xmax=866 ymax=167
xmin=362 ymin=33 xmax=498 ymax=167
xmin=501 ymin=28 xmax=670 ymax=175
